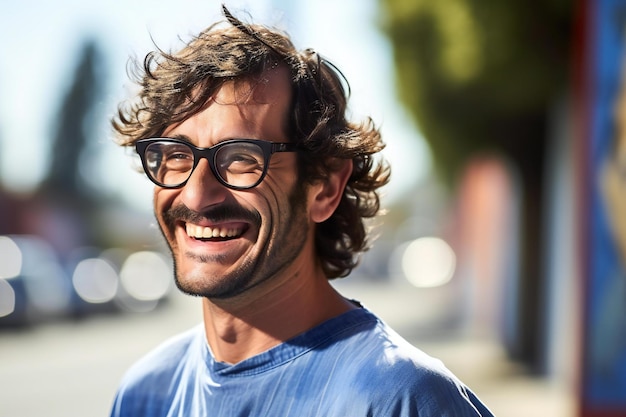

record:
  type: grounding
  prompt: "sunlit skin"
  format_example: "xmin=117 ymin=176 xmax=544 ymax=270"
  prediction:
xmin=154 ymin=66 xmax=356 ymax=364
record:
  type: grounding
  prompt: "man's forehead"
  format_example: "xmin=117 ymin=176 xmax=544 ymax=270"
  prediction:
xmin=162 ymin=65 xmax=293 ymax=138
xmin=212 ymin=65 xmax=292 ymax=106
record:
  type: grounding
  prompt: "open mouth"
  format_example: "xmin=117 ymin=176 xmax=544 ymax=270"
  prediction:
xmin=185 ymin=222 xmax=248 ymax=242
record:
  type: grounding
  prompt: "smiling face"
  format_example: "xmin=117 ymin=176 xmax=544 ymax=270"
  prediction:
xmin=154 ymin=67 xmax=314 ymax=299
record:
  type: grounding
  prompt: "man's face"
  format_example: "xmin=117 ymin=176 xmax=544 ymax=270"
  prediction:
xmin=153 ymin=68 xmax=312 ymax=299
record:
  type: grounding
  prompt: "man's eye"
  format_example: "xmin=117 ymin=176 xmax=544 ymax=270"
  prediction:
xmin=167 ymin=152 xmax=192 ymax=160
xmin=230 ymin=153 xmax=259 ymax=164
xmin=221 ymin=153 xmax=262 ymax=170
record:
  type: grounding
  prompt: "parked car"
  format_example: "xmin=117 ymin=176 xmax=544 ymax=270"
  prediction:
xmin=0 ymin=234 xmax=173 ymax=328
xmin=0 ymin=235 xmax=73 ymax=327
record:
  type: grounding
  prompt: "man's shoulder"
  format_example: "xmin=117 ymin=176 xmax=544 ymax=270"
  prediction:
xmin=316 ymin=308 xmax=459 ymax=388
xmin=311 ymin=309 xmax=494 ymax=416
xmin=350 ymin=317 xmax=450 ymax=378
xmin=120 ymin=324 xmax=204 ymax=385
xmin=109 ymin=325 xmax=204 ymax=417
xmin=334 ymin=309 xmax=446 ymax=369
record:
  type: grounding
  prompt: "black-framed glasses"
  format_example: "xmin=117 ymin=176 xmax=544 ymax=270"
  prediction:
xmin=135 ymin=138 xmax=297 ymax=190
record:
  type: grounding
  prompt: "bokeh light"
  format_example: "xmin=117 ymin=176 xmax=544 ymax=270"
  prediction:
xmin=0 ymin=279 xmax=16 ymax=318
xmin=119 ymin=251 xmax=171 ymax=301
xmin=0 ymin=236 xmax=22 ymax=279
xmin=400 ymin=237 xmax=457 ymax=288
xmin=72 ymin=257 xmax=119 ymax=304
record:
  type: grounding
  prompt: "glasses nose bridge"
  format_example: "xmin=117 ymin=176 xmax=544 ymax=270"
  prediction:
xmin=189 ymin=146 xmax=219 ymax=180
xmin=193 ymin=145 xmax=215 ymax=163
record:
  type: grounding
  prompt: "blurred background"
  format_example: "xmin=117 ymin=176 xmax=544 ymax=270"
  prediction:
xmin=0 ymin=0 xmax=624 ymax=416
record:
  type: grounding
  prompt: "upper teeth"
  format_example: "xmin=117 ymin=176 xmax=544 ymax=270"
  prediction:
xmin=186 ymin=224 xmax=241 ymax=239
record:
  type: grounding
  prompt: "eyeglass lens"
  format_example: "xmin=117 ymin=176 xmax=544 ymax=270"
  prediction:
xmin=143 ymin=141 xmax=267 ymax=188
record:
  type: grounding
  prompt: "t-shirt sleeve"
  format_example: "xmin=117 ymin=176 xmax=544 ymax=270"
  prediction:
xmin=379 ymin=366 xmax=495 ymax=417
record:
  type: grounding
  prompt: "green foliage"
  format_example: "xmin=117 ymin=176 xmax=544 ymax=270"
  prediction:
xmin=379 ymin=0 xmax=573 ymax=184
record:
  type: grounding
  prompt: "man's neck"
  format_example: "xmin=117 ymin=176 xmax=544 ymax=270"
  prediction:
xmin=201 ymin=270 xmax=355 ymax=364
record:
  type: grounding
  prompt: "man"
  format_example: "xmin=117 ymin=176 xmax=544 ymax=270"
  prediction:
xmin=109 ymin=6 xmax=494 ymax=416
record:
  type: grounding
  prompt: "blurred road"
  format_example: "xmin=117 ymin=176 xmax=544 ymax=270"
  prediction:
xmin=0 ymin=281 xmax=575 ymax=417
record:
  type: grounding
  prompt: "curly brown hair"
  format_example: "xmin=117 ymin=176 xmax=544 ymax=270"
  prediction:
xmin=112 ymin=6 xmax=390 ymax=279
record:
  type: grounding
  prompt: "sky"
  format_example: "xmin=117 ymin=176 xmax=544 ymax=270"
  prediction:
xmin=0 ymin=0 xmax=430 ymax=212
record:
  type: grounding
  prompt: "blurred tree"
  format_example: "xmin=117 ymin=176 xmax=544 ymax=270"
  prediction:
xmin=379 ymin=0 xmax=573 ymax=370
xmin=37 ymin=38 xmax=109 ymax=252
xmin=43 ymin=39 xmax=104 ymax=196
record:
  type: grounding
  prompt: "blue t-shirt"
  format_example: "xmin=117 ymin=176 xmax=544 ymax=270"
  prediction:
xmin=110 ymin=307 xmax=493 ymax=416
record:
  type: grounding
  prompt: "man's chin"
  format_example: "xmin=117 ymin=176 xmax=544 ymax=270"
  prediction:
xmin=174 ymin=282 xmax=249 ymax=300
xmin=172 ymin=268 xmax=252 ymax=300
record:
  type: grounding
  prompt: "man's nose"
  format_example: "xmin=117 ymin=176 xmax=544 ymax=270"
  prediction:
xmin=178 ymin=158 xmax=228 ymax=211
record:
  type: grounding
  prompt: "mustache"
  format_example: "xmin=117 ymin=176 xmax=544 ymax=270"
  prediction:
xmin=162 ymin=203 xmax=261 ymax=227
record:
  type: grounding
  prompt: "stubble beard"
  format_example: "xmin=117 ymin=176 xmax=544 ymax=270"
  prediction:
xmin=161 ymin=183 xmax=310 ymax=300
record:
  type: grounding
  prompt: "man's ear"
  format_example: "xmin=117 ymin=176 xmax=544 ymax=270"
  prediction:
xmin=309 ymin=159 xmax=353 ymax=223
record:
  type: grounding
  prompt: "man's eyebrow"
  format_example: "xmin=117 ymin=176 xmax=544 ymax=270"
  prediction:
xmin=163 ymin=134 xmax=247 ymax=148
xmin=168 ymin=134 xmax=192 ymax=143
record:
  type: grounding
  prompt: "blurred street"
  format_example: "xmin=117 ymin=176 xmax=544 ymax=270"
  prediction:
xmin=0 ymin=280 xmax=575 ymax=417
